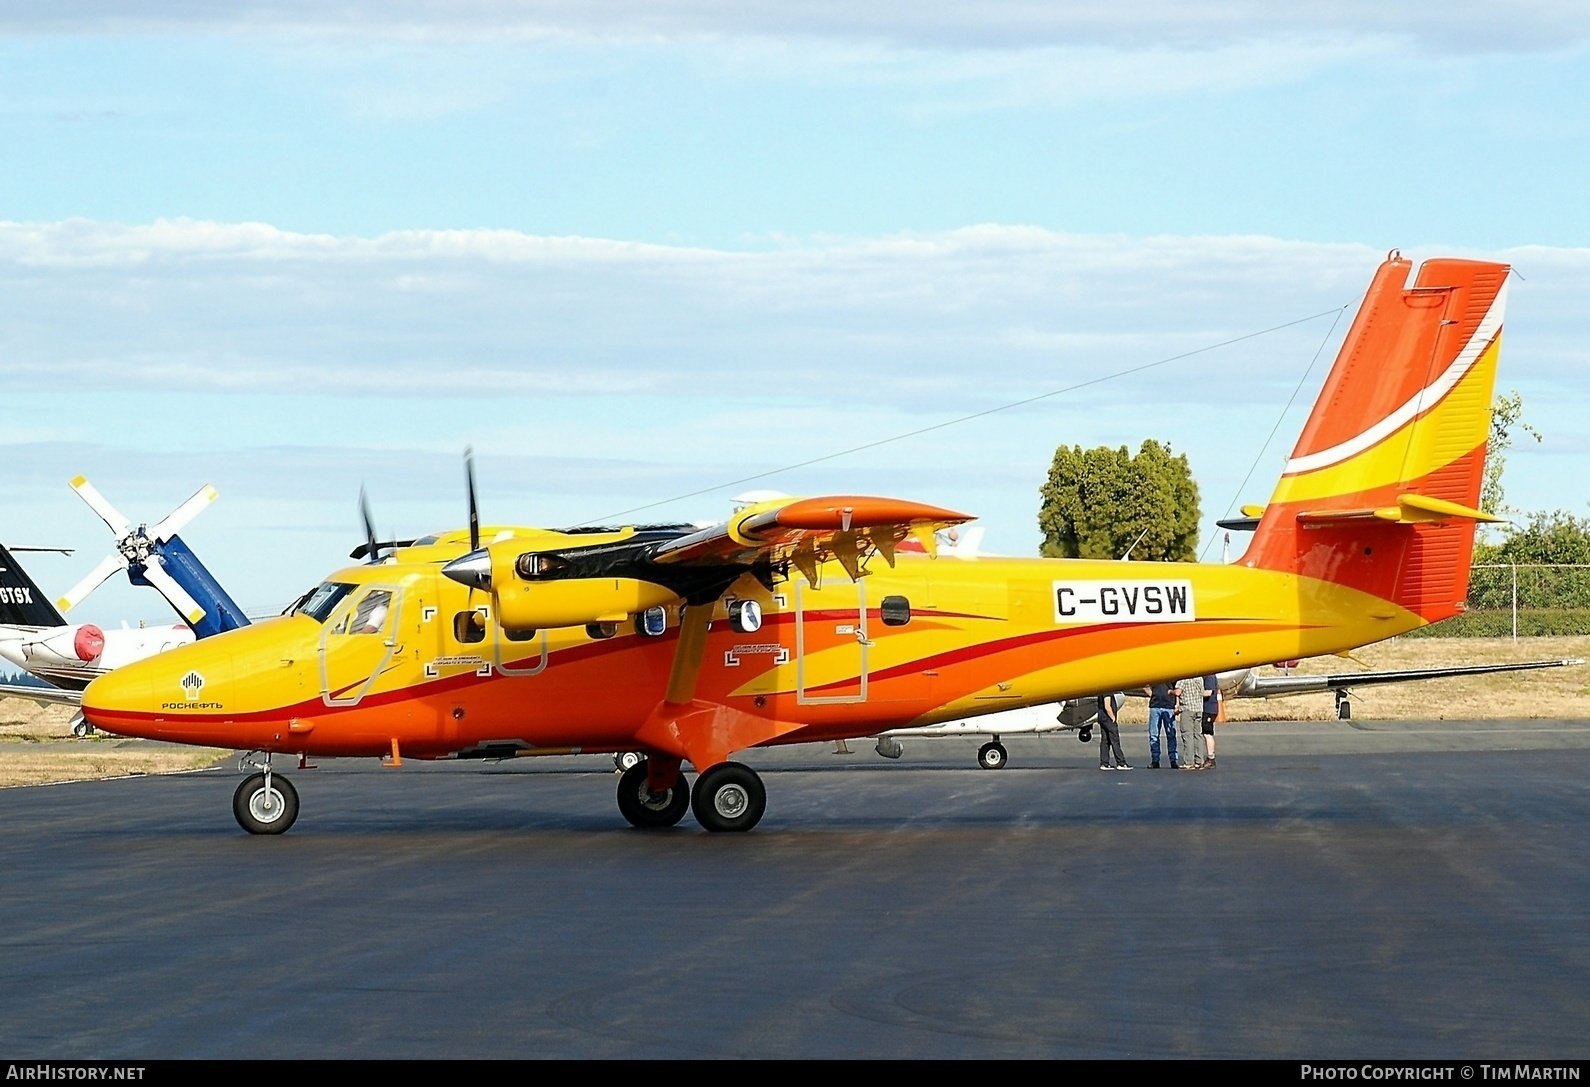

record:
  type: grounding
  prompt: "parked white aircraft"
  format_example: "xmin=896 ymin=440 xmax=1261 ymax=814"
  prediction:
xmin=0 ymin=542 xmax=195 ymax=735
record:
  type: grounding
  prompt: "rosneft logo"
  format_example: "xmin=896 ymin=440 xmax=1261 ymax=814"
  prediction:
xmin=162 ymin=669 xmax=222 ymax=710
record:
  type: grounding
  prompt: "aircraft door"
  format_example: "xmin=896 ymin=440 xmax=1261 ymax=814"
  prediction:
xmin=487 ymin=605 xmax=548 ymax=675
xmin=794 ymin=576 xmax=869 ymax=705
xmin=319 ymin=585 xmax=401 ymax=706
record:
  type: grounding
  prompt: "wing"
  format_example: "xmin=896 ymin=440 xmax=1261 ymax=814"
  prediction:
xmin=1233 ymin=657 xmax=1585 ymax=698
xmin=440 ymin=493 xmax=975 ymax=630
xmin=0 ymin=682 xmax=85 ymax=708
xmin=650 ymin=494 xmax=974 ymax=581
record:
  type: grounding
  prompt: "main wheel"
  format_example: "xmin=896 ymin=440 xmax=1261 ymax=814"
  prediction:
xmin=614 ymin=750 xmax=643 ymax=772
xmin=978 ymin=741 xmax=1008 ymax=769
xmin=1078 ymin=726 xmax=1092 ymax=744
xmin=691 ymin=762 xmax=767 ymax=833
xmin=616 ymin=761 xmax=689 ymax=829
xmin=232 ymin=772 xmax=299 ymax=835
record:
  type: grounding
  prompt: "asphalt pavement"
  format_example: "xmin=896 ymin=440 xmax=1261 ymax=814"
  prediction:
xmin=2 ymin=717 xmax=1587 ymax=1061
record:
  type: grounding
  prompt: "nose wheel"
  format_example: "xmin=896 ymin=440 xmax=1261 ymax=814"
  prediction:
xmin=233 ymin=771 xmax=300 ymax=835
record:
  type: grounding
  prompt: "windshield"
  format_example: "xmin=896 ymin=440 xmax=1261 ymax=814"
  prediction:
xmin=293 ymin=581 xmax=356 ymax=623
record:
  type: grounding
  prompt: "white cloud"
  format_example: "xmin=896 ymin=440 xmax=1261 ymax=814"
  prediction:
xmin=7 ymin=2 xmax=1589 ymax=54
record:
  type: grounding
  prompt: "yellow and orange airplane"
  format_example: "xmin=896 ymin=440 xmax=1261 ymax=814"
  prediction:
xmin=82 ymin=252 xmax=1512 ymax=834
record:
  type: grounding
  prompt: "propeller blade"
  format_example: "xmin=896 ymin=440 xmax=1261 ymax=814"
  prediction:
xmin=465 ymin=446 xmax=480 ymax=553
xmin=138 ymin=558 xmax=207 ymax=625
xmin=69 ymin=476 xmax=130 ymax=538
xmin=56 ymin=553 xmax=128 ymax=614
xmin=359 ymin=486 xmax=380 ymax=564
xmin=152 ymin=484 xmax=219 ymax=542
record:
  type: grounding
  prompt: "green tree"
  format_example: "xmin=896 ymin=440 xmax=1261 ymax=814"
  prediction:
xmin=1474 ymin=509 xmax=1590 ymax=567
xmin=1038 ymin=439 xmax=1200 ymax=560
xmin=1481 ymin=388 xmax=1541 ymax=517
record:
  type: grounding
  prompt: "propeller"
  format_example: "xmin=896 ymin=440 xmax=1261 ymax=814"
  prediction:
xmin=58 ymin=478 xmax=218 ymax=621
xmin=359 ymin=486 xmax=380 ymax=564
xmin=465 ymin=445 xmax=480 ymax=553
xmin=348 ymin=448 xmax=484 ymax=569
xmin=348 ymin=486 xmax=419 ymax=562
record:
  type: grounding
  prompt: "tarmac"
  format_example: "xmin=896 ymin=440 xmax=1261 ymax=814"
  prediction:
xmin=1 ymin=717 xmax=1588 ymax=1061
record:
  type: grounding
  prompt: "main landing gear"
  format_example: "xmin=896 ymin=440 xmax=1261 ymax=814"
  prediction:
xmin=616 ymin=759 xmax=768 ymax=833
xmin=977 ymin=740 xmax=1008 ymax=770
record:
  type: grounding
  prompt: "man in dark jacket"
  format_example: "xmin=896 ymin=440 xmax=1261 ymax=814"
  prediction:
xmin=1094 ymin=691 xmax=1132 ymax=770
xmin=1142 ymin=681 xmax=1179 ymax=769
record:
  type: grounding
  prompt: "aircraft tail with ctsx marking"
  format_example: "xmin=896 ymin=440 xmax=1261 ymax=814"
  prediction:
xmin=0 ymin=544 xmax=71 ymax=628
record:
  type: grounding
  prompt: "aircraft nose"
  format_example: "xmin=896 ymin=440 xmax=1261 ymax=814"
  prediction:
xmin=81 ymin=660 xmax=156 ymax=733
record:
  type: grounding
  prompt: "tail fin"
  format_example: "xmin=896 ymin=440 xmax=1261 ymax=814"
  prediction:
xmin=1245 ymin=253 xmax=1510 ymax=627
xmin=0 ymin=545 xmax=71 ymax=627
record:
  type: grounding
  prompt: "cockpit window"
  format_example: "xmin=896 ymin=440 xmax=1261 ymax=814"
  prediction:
xmin=294 ymin=582 xmax=356 ymax=623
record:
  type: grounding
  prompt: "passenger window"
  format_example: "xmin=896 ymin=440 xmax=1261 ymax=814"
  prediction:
xmin=454 ymin=610 xmax=486 ymax=644
xmin=880 ymin=595 xmax=911 ymax=627
xmin=503 ymin=625 xmax=538 ymax=642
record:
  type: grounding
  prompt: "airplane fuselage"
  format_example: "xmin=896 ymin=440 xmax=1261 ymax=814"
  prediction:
xmin=81 ymin=544 xmax=1426 ymax=761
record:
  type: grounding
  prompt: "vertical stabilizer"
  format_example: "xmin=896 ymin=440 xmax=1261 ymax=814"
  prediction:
xmin=0 ymin=545 xmax=71 ymax=627
xmin=1245 ymin=254 xmax=1510 ymax=626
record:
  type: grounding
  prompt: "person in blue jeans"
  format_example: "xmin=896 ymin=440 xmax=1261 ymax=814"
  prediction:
xmin=1142 ymin=680 xmax=1180 ymax=768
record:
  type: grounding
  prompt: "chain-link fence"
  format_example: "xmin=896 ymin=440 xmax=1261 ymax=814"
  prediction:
xmin=1409 ymin=563 xmax=1590 ymax=638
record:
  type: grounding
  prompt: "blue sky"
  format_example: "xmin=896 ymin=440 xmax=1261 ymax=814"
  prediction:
xmin=3 ymin=3 xmax=1588 ymax=626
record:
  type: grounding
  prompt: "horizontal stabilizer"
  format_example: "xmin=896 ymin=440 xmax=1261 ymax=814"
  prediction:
xmin=1236 ymin=657 xmax=1584 ymax=698
xmin=1218 ymin=504 xmax=1267 ymax=533
xmin=1295 ymin=493 xmax=1503 ymax=528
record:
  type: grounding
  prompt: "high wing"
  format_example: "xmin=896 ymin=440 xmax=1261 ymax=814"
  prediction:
xmin=441 ymin=493 xmax=974 ymax=630
xmin=1231 ymin=657 xmax=1585 ymax=698
xmin=649 ymin=495 xmax=974 ymax=580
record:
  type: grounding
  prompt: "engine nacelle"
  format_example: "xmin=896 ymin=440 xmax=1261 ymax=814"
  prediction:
xmin=23 ymin=624 xmax=106 ymax=667
xmin=493 ymin=578 xmax=683 ymax=631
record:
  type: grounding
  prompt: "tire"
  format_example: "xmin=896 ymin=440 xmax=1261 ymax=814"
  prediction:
xmin=614 ymin=751 xmax=643 ymax=772
xmin=232 ymin=772 xmax=299 ymax=835
xmin=978 ymin=741 xmax=1008 ymax=770
xmin=690 ymin=762 xmax=767 ymax=832
xmin=1078 ymin=726 xmax=1092 ymax=744
xmin=616 ymin=761 xmax=689 ymax=829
